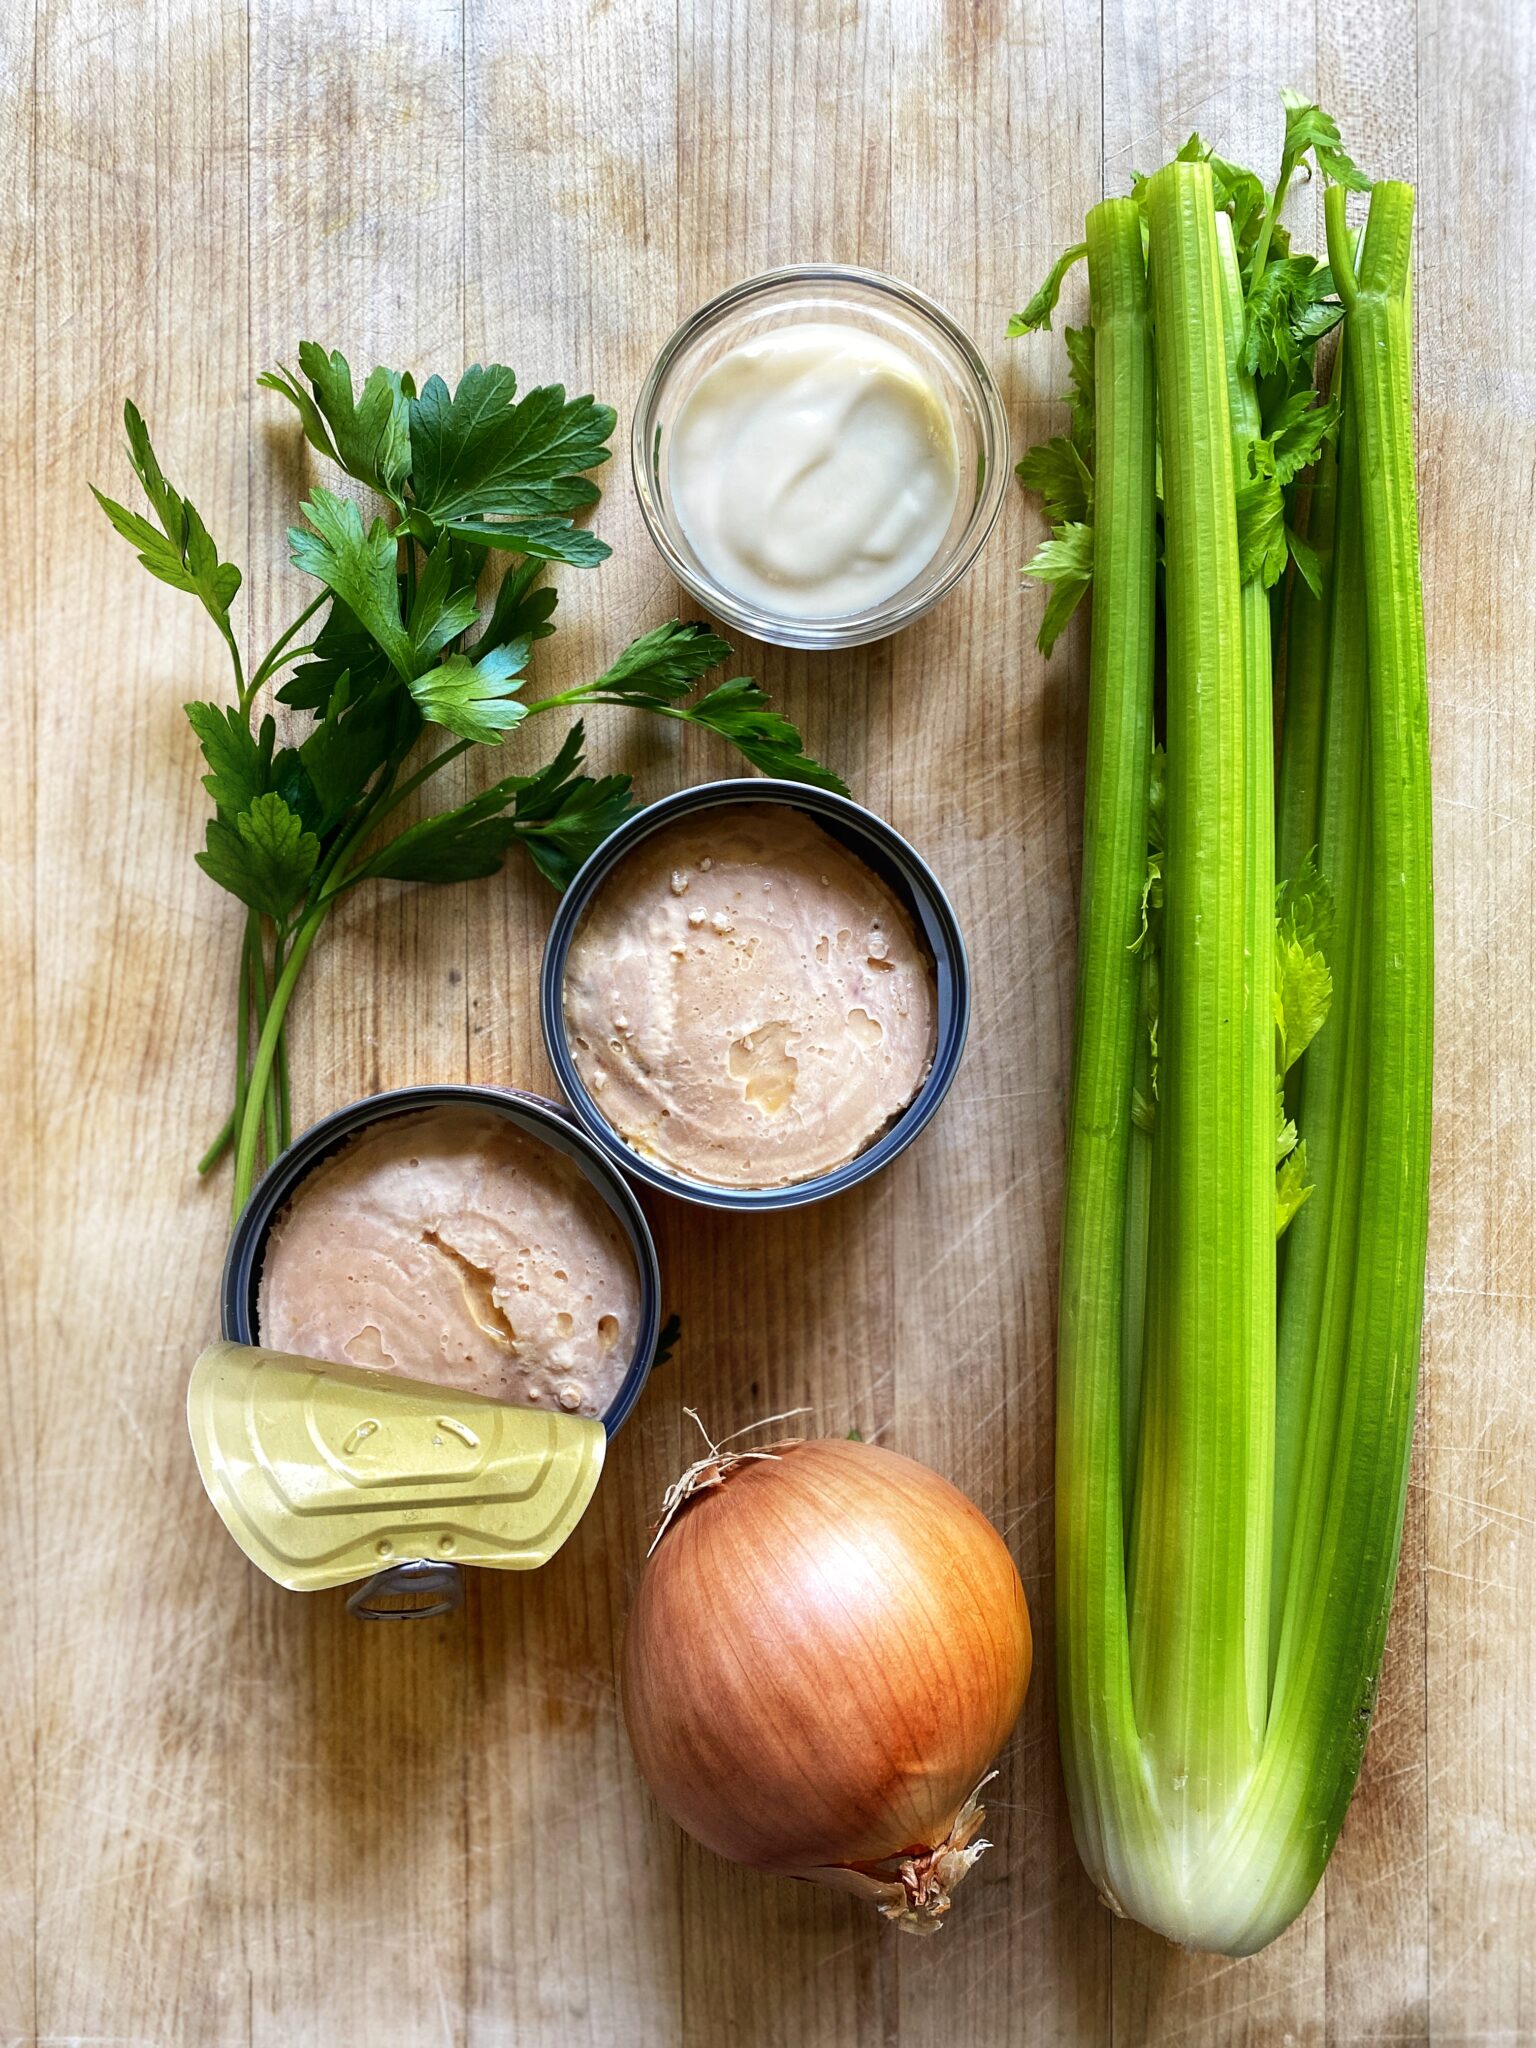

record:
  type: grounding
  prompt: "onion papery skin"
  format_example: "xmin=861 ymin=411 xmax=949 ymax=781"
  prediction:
xmin=621 ymin=1437 xmax=1032 ymax=1928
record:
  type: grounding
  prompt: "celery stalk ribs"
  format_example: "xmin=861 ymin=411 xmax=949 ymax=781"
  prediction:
xmin=1015 ymin=107 xmax=1432 ymax=1955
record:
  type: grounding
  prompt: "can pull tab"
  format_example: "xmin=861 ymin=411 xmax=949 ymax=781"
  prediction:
xmin=346 ymin=1558 xmax=465 ymax=1621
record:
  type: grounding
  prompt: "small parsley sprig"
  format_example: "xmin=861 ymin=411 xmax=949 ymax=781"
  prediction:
xmin=94 ymin=347 xmax=844 ymax=1215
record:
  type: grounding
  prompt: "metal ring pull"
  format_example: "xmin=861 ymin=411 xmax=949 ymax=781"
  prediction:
xmin=345 ymin=1558 xmax=465 ymax=1621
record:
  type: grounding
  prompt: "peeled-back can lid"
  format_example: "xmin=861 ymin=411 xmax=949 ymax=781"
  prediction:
xmin=187 ymin=1341 xmax=606 ymax=1595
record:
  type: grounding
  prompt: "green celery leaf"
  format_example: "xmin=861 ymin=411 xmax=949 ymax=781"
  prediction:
xmin=1292 ymin=285 xmax=1346 ymax=346
xmin=1244 ymin=258 xmax=1320 ymax=377
xmin=1236 ymin=466 xmax=1289 ymax=588
xmin=196 ymin=792 xmax=320 ymax=919
xmin=1276 ymin=1072 xmax=1300 ymax=1163
xmin=288 ymin=489 xmax=415 ymax=680
xmin=1063 ymin=326 xmax=1095 ymax=457
xmin=410 ymin=642 xmax=531 ymax=746
xmin=1133 ymin=747 xmax=1168 ymax=958
xmin=1007 ymin=242 xmax=1087 ymax=336
xmin=1279 ymin=89 xmax=1372 ymax=192
xmin=1277 ymin=848 xmax=1336 ymax=951
xmin=1023 ymin=518 xmax=1094 ymax=655
xmin=1016 ymin=435 xmax=1094 ymax=526
xmin=1276 ymin=1139 xmax=1313 ymax=1236
xmin=1207 ymin=150 xmax=1268 ymax=253
xmin=1267 ymin=390 xmax=1340 ymax=486
xmin=184 ymin=702 xmax=269 ymax=817
xmin=684 ymin=677 xmax=849 ymax=793
xmin=1286 ymin=524 xmax=1324 ymax=600
xmin=1274 ymin=852 xmax=1335 ymax=1073
xmin=409 ymin=371 xmax=615 ymax=525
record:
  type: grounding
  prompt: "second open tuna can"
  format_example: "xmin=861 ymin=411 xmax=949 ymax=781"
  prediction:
xmin=197 ymin=1083 xmax=663 ymax=1618
xmin=540 ymin=779 xmax=970 ymax=1211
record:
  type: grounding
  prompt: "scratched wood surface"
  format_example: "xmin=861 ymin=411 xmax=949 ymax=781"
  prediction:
xmin=4 ymin=1 xmax=1533 ymax=2043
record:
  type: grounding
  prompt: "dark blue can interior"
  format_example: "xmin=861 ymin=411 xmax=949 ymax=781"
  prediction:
xmin=220 ymin=1082 xmax=663 ymax=1439
xmin=539 ymin=779 xmax=971 ymax=1212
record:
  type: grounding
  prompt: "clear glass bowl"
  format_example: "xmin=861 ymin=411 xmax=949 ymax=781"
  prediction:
xmin=631 ymin=265 xmax=1011 ymax=651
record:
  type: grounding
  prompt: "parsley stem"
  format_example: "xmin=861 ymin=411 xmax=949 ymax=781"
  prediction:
xmin=198 ymin=1109 xmax=236 ymax=1177
xmin=274 ymin=933 xmax=292 ymax=1150
xmin=233 ymin=903 xmax=329 ymax=1214
xmin=247 ymin=592 xmax=326 ymax=700
xmin=230 ymin=912 xmax=254 ymax=1204
xmin=518 ymin=687 xmax=597 ymax=716
xmin=356 ymin=739 xmax=473 ymax=842
xmin=307 ymin=745 xmax=421 ymax=905
xmin=250 ymin=924 xmax=280 ymax=1169
xmin=521 ymin=690 xmax=694 ymax=727
xmin=221 ymin=620 xmax=247 ymax=709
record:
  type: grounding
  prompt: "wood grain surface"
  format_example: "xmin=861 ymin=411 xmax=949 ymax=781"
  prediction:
xmin=4 ymin=2 xmax=1533 ymax=2043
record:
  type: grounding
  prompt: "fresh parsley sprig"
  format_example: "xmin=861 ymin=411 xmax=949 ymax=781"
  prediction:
xmin=95 ymin=346 xmax=841 ymax=1213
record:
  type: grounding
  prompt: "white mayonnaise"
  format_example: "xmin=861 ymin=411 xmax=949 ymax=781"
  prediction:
xmin=667 ymin=321 xmax=961 ymax=620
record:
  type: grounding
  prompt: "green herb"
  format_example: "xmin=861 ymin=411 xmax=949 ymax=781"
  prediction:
xmin=95 ymin=347 xmax=843 ymax=1215
xmin=1016 ymin=100 xmax=1431 ymax=1956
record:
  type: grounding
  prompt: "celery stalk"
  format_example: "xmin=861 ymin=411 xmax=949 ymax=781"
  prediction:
xmin=1156 ymin=189 xmax=1430 ymax=1947
xmin=1214 ymin=204 xmax=1282 ymax=1672
xmin=1053 ymin=195 xmax=1163 ymax=1911
xmin=1276 ymin=345 xmax=1344 ymax=887
xmin=1270 ymin=341 xmax=1371 ymax=1680
xmin=1040 ymin=150 xmax=1431 ymax=1958
xmin=1129 ymin=159 xmax=1273 ymax=1871
xmin=1251 ymin=173 xmax=1433 ymax=1893
xmin=1119 ymin=940 xmax=1155 ymax=1539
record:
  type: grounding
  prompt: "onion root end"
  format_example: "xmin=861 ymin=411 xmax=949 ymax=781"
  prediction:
xmin=796 ymin=1774 xmax=998 ymax=1936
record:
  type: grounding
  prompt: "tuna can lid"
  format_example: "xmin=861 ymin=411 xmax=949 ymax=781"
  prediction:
xmin=190 ymin=1083 xmax=665 ymax=1612
xmin=187 ymin=1340 xmax=607 ymax=1597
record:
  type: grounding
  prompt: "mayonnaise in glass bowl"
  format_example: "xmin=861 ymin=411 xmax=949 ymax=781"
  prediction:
xmin=632 ymin=267 xmax=1011 ymax=651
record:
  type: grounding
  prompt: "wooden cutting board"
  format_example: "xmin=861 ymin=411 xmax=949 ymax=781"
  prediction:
xmin=4 ymin=2 xmax=1532 ymax=2042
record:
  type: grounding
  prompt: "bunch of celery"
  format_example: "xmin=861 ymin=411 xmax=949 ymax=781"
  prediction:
xmin=1015 ymin=99 xmax=1431 ymax=1954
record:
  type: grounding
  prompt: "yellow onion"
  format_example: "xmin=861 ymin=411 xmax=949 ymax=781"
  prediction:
xmin=621 ymin=1434 xmax=1032 ymax=1932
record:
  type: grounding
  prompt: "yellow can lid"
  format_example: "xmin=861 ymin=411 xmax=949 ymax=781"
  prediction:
xmin=187 ymin=1342 xmax=606 ymax=1594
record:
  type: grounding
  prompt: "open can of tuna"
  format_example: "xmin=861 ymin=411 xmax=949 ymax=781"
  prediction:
xmin=188 ymin=1084 xmax=662 ymax=1620
xmin=540 ymin=779 xmax=970 ymax=1210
